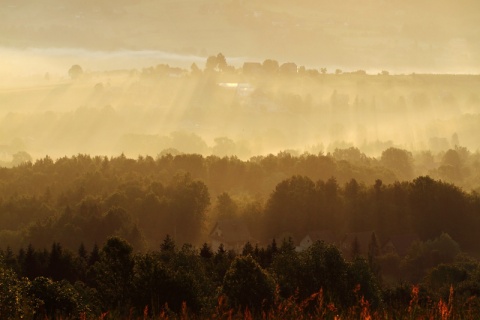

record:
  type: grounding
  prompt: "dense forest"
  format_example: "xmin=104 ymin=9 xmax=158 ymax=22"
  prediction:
xmin=1 ymin=151 xmax=480 ymax=252
xmin=1 ymin=151 xmax=480 ymax=318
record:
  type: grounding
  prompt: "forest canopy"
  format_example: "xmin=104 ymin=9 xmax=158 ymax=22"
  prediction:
xmin=1 ymin=151 xmax=479 ymax=256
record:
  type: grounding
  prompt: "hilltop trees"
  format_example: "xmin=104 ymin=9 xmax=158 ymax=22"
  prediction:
xmin=68 ymin=64 xmax=83 ymax=80
xmin=205 ymin=53 xmax=228 ymax=72
xmin=262 ymin=59 xmax=280 ymax=74
xmin=11 ymin=151 xmax=32 ymax=167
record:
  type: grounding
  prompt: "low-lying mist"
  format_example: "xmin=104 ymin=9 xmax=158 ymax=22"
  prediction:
xmin=2 ymin=0 xmax=479 ymax=169
xmin=0 ymin=57 xmax=479 ymax=165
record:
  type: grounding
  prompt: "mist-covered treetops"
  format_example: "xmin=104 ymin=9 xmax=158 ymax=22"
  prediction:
xmin=1 ymin=150 xmax=480 ymax=254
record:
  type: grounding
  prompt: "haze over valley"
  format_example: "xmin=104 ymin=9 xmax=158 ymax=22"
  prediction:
xmin=1 ymin=0 xmax=479 ymax=164
xmin=2 ymin=1 xmax=480 ymax=318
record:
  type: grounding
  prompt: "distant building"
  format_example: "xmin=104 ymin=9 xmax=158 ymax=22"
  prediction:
xmin=340 ymin=231 xmax=378 ymax=260
xmin=382 ymin=234 xmax=420 ymax=257
xmin=209 ymin=218 xmax=254 ymax=252
xmin=242 ymin=62 xmax=263 ymax=75
xmin=218 ymin=82 xmax=254 ymax=97
xmin=236 ymin=83 xmax=255 ymax=97
xmin=296 ymin=230 xmax=337 ymax=252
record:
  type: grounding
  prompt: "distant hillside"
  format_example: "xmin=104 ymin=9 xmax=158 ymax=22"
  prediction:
xmin=1 ymin=0 xmax=479 ymax=73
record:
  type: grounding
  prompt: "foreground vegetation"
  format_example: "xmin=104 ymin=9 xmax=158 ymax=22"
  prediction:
xmin=3 ymin=236 xmax=480 ymax=319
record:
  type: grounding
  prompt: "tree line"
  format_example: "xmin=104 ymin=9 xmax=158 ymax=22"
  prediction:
xmin=0 ymin=151 xmax=479 ymax=252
